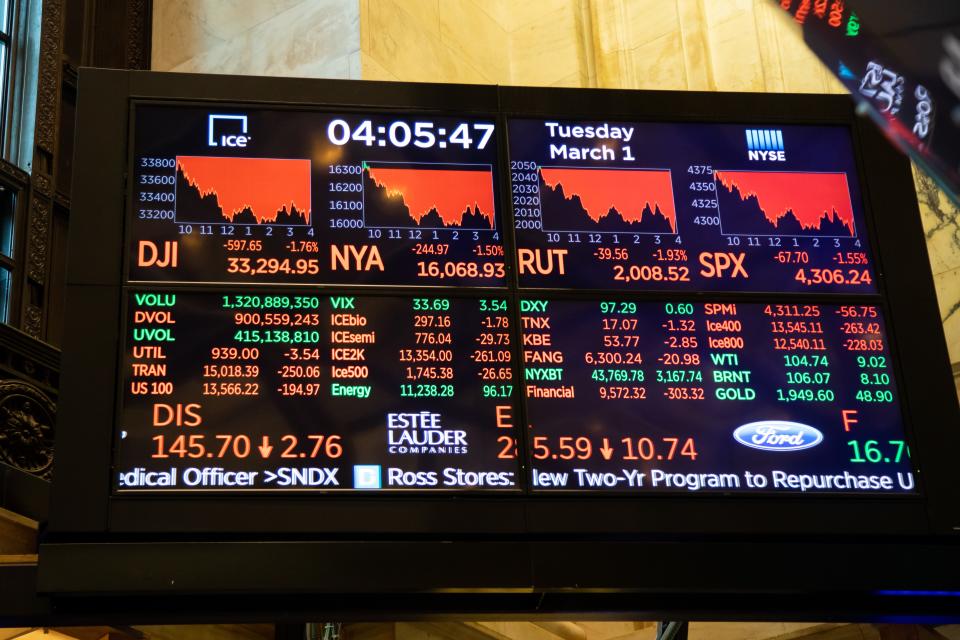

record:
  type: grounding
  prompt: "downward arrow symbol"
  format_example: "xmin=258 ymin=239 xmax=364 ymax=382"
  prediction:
xmin=258 ymin=436 xmax=273 ymax=458
xmin=600 ymin=438 xmax=614 ymax=460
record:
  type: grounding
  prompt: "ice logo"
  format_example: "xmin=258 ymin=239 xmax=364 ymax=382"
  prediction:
xmin=733 ymin=421 xmax=823 ymax=452
xmin=208 ymin=114 xmax=250 ymax=147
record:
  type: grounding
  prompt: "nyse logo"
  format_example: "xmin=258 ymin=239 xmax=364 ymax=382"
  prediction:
xmin=208 ymin=114 xmax=250 ymax=147
xmin=746 ymin=128 xmax=785 ymax=162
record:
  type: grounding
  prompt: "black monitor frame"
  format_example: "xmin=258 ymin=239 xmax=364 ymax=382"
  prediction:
xmin=38 ymin=69 xmax=960 ymax=614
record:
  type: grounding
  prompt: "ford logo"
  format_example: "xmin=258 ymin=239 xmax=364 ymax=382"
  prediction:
xmin=733 ymin=420 xmax=823 ymax=451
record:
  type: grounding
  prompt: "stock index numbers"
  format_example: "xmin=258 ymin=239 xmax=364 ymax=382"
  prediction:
xmin=130 ymin=105 xmax=506 ymax=286
xmin=508 ymin=119 xmax=877 ymax=292
xmin=522 ymin=299 xmax=912 ymax=492
xmin=118 ymin=103 xmax=915 ymax=495
xmin=121 ymin=292 xmax=519 ymax=491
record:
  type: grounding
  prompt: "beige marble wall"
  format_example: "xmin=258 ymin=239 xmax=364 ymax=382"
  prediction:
xmin=915 ymin=168 xmax=960 ymax=364
xmin=152 ymin=0 xmax=361 ymax=79
xmin=587 ymin=0 xmax=844 ymax=93
xmin=359 ymin=0 xmax=594 ymax=86
xmin=360 ymin=0 xmax=960 ymax=369
xmin=359 ymin=0 xmax=842 ymax=90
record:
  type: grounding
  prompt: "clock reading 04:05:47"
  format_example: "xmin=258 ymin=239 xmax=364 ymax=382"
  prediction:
xmin=326 ymin=118 xmax=495 ymax=150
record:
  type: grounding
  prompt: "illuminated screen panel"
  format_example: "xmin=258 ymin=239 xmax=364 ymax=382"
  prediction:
xmin=520 ymin=298 xmax=913 ymax=492
xmin=129 ymin=105 xmax=506 ymax=287
xmin=116 ymin=291 xmax=521 ymax=492
xmin=508 ymin=119 xmax=877 ymax=293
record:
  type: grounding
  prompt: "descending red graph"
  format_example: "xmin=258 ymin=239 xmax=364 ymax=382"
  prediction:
xmin=713 ymin=170 xmax=855 ymax=237
xmin=539 ymin=167 xmax=677 ymax=233
xmin=176 ymin=156 xmax=311 ymax=225
xmin=363 ymin=164 xmax=495 ymax=229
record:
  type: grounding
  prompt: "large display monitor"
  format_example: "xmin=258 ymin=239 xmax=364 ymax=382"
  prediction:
xmin=39 ymin=70 xmax=960 ymax=617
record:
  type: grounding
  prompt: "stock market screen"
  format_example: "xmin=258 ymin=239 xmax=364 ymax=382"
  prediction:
xmin=129 ymin=105 xmax=506 ymax=286
xmin=116 ymin=103 xmax=915 ymax=495
xmin=120 ymin=291 xmax=519 ymax=491
xmin=507 ymin=119 xmax=876 ymax=292
xmin=521 ymin=299 xmax=911 ymax=492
